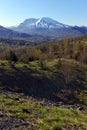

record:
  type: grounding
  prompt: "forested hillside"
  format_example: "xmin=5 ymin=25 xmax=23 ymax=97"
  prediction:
xmin=0 ymin=35 xmax=87 ymax=64
xmin=0 ymin=35 xmax=87 ymax=130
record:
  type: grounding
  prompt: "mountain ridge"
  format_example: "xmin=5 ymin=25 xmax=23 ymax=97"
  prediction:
xmin=0 ymin=25 xmax=31 ymax=39
xmin=0 ymin=17 xmax=87 ymax=40
xmin=9 ymin=17 xmax=87 ymax=39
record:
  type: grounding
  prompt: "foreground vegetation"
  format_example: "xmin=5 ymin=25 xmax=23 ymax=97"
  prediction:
xmin=0 ymin=35 xmax=87 ymax=129
xmin=0 ymin=58 xmax=87 ymax=129
xmin=0 ymin=91 xmax=87 ymax=130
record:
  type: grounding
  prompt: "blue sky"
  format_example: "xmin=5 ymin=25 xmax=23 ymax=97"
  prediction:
xmin=0 ymin=0 xmax=87 ymax=27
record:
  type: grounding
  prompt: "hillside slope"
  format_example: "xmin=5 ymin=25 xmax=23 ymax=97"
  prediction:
xmin=0 ymin=59 xmax=87 ymax=106
xmin=0 ymin=25 xmax=31 ymax=38
xmin=0 ymin=59 xmax=87 ymax=130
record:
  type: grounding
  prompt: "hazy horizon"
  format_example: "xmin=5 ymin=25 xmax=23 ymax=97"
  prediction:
xmin=0 ymin=0 xmax=87 ymax=27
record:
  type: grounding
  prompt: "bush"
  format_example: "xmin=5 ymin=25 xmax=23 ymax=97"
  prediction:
xmin=39 ymin=60 xmax=47 ymax=70
xmin=28 ymin=56 xmax=35 ymax=62
xmin=9 ymin=50 xmax=18 ymax=63
xmin=72 ymin=51 xmax=80 ymax=60
xmin=55 ymin=58 xmax=62 ymax=71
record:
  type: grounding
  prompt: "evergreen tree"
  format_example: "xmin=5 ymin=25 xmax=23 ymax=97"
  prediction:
xmin=55 ymin=58 xmax=62 ymax=71
xmin=9 ymin=50 xmax=18 ymax=63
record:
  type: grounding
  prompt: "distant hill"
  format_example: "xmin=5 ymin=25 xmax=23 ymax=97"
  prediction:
xmin=0 ymin=25 xmax=31 ymax=38
xmin=71 ymin=26 xmax=87 ymax=34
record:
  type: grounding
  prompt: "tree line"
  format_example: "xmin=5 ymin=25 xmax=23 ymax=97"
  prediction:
xmin=0 ymin=35 xmax=87 ymax=64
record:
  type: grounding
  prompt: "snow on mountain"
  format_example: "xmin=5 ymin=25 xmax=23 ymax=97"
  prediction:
xmin=9 ymin=17 xmax=87 ymax=40
xmin=35 ymin=17 xmax=69 ymax=28
xmin=19 ymin=18 xmax=38 ymax=28
xmin=18 ymin=17 xmax=69 ymax=29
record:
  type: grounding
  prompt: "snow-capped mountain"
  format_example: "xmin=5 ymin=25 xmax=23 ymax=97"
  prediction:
xmin=9 ymin=17 xmax=87 ymax=40
xmin=17 ymin=17 xmax=69 ymax=29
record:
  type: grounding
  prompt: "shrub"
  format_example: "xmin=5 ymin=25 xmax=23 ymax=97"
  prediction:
xmin=9 ymin=50 xmax=18 ymax=63
xmin=28 ymin=56 xmax=35 ymax=62
xmin=39 ymin=60 xmax=47 ymax=70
